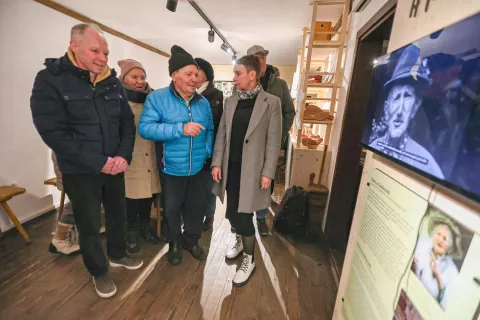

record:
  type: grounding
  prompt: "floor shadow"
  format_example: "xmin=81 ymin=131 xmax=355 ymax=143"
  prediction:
xmin=255 ymin=212 xmax=337 ymax=319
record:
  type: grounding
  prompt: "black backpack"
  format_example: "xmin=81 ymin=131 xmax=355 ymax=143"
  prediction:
xmin=274 ymin=186 xmax=307 ymax=237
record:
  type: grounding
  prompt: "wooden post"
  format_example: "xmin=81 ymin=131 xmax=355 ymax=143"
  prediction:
xmin=298 ymin=2 xmax=318 ymax=147
xmin=57 ymin=191 xmax=65 ymax=222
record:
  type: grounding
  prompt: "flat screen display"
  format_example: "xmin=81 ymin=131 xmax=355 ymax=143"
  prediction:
xmin=361 ymin=12 xmax=480 ymax=201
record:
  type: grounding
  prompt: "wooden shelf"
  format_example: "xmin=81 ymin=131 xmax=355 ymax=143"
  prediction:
xmin=307 ymin=83 xmax=337 ymax=88
xmin=311 ymin=41 xmax=343 ymax=48
xmin=309 ymin=1 xmax=346 ymax=6
xmin=308 ymin=72 xmax=335 ymax=76
xmin=307 ymin=30 xmax=343 ymax=35
xmin=303 ymin=119 xmax=333 ymax=125
xmin=290 ymin=0 xmax=349 ymax=187
xmin=306 ymin=97 xmax=336 ymax=101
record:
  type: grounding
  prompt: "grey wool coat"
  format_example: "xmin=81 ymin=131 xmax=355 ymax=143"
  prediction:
xmin=211 ymin=88 xmax=282 ymax=213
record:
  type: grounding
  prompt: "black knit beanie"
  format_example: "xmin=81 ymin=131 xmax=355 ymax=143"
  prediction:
xmin=194 ymin=58 xmax=214 ymax=82
xmin=168 ymin=45 xmax=198 ymax=76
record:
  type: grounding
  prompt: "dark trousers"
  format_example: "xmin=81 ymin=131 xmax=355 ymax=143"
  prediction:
xmin=63 ymin=173 xmax=127 ymax=277
xmin=226 ymin=161 xmax=255 ymax=237
xmin=126 ymin=197 xmax=154 ymax=226
xmin=160 ymin=171 xmax=206 ymax=248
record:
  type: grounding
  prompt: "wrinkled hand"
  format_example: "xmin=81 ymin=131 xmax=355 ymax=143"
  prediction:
xmin=212 ymin=166 xmax=222 ymax=183
xmin=183 ymin=122 xmax=205 ymax=137
xmin=110 ymin=156 xmax=128 ymax=175
xmin=101 ymin=157 xmax=116 ymax=174
xmin=429 ymin=252 xmax=440 ymax=279
xmin=260 ymin=176 xmax=272 ymax=189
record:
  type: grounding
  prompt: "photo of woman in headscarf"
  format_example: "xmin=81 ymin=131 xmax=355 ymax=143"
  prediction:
xmin=411 ymin=207 xmax=474 ymax=310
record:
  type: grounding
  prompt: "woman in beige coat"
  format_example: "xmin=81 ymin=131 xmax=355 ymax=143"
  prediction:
xmin=211 ymin=54 xmax=282 ymax=286
xmin=118 ymin=59 xmax=161 ymax=253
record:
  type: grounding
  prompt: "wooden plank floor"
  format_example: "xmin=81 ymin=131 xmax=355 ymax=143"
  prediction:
xmin=0 ymin=177 xmax=337 ymax=319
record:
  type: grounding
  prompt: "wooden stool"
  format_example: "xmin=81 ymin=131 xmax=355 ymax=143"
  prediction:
xmin=0 ymin=186 xmax=31 ymax=243
xmin=44 ymin=178 xmax=65 ymax=223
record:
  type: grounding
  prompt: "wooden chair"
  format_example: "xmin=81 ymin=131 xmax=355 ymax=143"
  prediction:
xmin=44 ymin=178 xmax=66 ymax=222
xmin=0 ymin=185 xmax=31 ymax=243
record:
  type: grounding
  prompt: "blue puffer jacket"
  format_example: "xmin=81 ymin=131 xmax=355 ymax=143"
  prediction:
xmin=139 ymin=82 xmax=214 ymax=177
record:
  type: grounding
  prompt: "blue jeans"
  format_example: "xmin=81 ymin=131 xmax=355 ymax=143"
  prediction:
xmin=204 ymin=171 xmax=216 ymax=218
xmin=256 ymin=208 xmax=268 ymax=219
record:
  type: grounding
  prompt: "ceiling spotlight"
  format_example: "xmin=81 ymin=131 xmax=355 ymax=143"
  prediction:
xmin=232 ymin=55 xmax=237 ymax=65
xmin=208 ymin=28 xmax=215 ymax=43
xmin=373 ymin=59 xmax=379 ymax=65
xmin=221 ymin=43 xmax=232 ymax=54
xmin=166 ymin=0 xmax=178 ymax=12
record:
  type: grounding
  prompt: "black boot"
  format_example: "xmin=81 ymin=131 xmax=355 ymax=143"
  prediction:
xmin=126 ymin=224 xmax=140 ymax=254
xmin=202 ymin=216 xmax=214 ymax=231
xmin=168 ymin=241 xmax=182 ymax=265
xmin=140 ymin=220 xmax=160 ymax=244
xmin=181 ymin=237 xmax=207 ymax=261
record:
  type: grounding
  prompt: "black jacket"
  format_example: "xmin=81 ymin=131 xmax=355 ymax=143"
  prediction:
xmin=201 ymin=82 xmax=223 ymax=169
xmin=261 ymin=65 xmax=295 ymax=145
xmin=30 ymin=53 xmax=135 ymax=174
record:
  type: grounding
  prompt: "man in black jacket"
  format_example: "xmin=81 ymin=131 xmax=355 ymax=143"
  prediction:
xmin=247 ymin=45 xmax=296 ymax=236
xmin=195 ymin=58 xmax=223 ymax=231
xmin=30 ymin=23 xmax=142 ymax=299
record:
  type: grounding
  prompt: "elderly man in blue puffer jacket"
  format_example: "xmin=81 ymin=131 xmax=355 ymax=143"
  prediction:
xmin=139 ymin=45 xmax=214 ymax=265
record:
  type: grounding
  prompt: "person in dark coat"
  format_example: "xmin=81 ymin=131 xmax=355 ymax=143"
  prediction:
xmin=195 ymin=57 xmax=224 ymax=231
xmin=30 ymin=23 xmax=142 ymax=299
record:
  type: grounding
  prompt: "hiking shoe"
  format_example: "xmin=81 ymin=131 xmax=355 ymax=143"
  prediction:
xmin=92 ymin=275 xmax=117 ymax=298
xmin=168 ymin=241 xmax=182 ymax=265
xmin=109 ymin=256 xmax=143 ymax=270
xmin=232 ymin=253 xmax=256 ymax=287
xmin=127 ymin=225 xmax=140 ymax=254
xmin=183 ymin=243 xmax=207 ymax=260
xmin=226 ymin=235 xmax=243 ymax=260
xmin=49 ymin=225 xmax=80 ymax=255
xmin=140 ymin=221 xmax=160 ymax=244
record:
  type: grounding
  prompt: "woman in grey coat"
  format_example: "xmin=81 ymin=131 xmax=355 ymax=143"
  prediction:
xmin=211 ymin=54 xmax=282 ymax=286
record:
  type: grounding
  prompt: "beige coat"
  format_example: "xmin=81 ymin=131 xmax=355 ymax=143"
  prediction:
xmin=212 ymin=89 xmax=282 ymax=213
xmin=125 ymin=101 xmax=161 ymax=199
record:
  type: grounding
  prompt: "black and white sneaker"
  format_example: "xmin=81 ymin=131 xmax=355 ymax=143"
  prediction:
xmin=232 ymin=253 xmax=256 ymax=287
xmin=109 ymin=256 xmax=143 ymax=270
xmin=225 ymin=235 xmax=243 ymax=260
xmin=92 ymin=275 xmax=117 ymax=298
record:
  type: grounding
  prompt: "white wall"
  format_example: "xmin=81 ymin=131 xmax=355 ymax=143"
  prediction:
xmin=322 ymin=0 xmax=391 ymax=230
xmin=0 ymin=0 xmax=170 ymax=232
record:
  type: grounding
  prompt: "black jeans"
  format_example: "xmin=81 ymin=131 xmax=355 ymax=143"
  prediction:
xmin=160 ymin=171 xmax=206 ymax=248
xmin=226 ymin=161 xmax=255 ymax=237
xmin=126 ymin=197 xmax=154 ymax=226
xmin=63 ymin=173 xmax=127 ymax=277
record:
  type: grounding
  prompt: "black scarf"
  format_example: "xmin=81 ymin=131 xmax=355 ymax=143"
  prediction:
xmin=122 ymin=82 xmax=154 ymax=103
